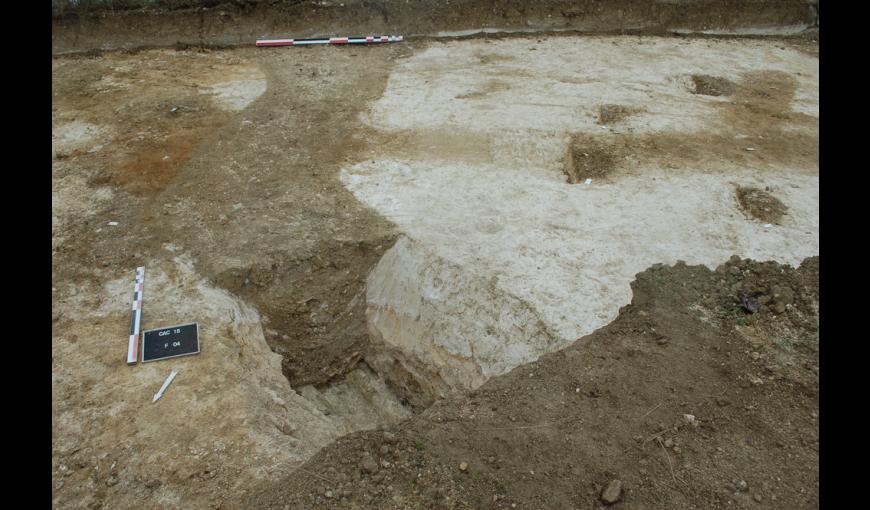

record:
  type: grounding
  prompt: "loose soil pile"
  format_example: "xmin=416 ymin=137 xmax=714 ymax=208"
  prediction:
xmin=247 ymin=256 xmax=819 ymax=509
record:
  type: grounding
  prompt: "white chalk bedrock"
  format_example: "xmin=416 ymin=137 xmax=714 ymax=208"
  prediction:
xmin=344 ymin=37 xmax=819 ymax=396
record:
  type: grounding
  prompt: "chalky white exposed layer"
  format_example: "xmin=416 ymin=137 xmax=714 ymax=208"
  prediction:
xmin=200 ymin=64 xmax=268 ymax=112
xmin=343 ymin=37 xmax=819 ymax=393
xmin=363 ymin=37 xmax=818 ymax=142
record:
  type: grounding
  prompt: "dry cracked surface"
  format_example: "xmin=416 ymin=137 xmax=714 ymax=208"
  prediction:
xmin=52 ymin=34 xmax=817 ymax=509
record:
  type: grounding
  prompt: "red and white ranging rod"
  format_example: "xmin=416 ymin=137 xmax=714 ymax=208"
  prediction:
xmin=127 ymin=267 xmax=145 ymax=365
xmin=256 ymin=35 xmax=403 ymax=47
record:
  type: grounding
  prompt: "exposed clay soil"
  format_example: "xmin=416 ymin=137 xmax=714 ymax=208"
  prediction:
xmin=736 ymin=186 xmax=789 ymax=224
xmin=246 ymin=256 xmax=819 ymax=509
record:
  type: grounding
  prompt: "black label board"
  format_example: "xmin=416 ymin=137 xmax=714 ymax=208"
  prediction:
xmin=141 ymin=323 xmax=200 ymax=362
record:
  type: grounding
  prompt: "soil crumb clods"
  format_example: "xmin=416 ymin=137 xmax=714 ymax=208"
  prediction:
xmin=736 ymin=186 xmax=789 ymax=224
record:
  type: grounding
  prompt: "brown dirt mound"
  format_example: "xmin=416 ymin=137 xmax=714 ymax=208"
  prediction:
xmin=736 ymin=186 xmax=788 ymax=224
xmin=245 ymin=256 xmax=819 ymax=509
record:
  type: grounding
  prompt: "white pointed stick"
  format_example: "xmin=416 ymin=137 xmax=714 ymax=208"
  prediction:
xmin=153 ymin=371 xmax=178 ymax=403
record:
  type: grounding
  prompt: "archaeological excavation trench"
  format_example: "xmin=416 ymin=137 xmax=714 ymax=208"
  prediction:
xmin=52 ymin=5 xmax=818 ymax=508
xmin=204 ymin=34 xmax=820 ymax=429
xmin=203 ymin=34 xmax=819 ymax=443
xmin=328 ymin=36 xmax=819 ymax=411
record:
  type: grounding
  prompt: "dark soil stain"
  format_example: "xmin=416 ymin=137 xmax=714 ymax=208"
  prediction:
xmin=565 ymin=69 xmax=817 ymax=182
xmin=736 ymin=186 xmax=788 ymax=224
xmin=456 ymin=80 xmax=511 ymax=100
xmin=690 ymin=74 xmax=737 ymax=96
xmin=597 ymin=104 xmax=639 ymax=125
xmin=564 ymin=138 xmax=617 ymax=183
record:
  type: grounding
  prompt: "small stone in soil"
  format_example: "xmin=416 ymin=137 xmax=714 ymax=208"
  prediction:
xmin=601 ymin=479 xmax=623 ymax=505
xmin=359 ymin=455 xmax=378 ymax=474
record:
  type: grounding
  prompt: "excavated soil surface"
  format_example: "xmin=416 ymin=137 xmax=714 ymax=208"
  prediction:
xmin=247 ymin=256 xmax=819 ymax=510
xmin=690 ymin=74 xmax=738 ymax=96
xmin=564 ymin=141 xmax=617 ymax=184
xmin=52 ymin=30 xmax=818 ymax=510
xmin=597 ymin=104 xmax=640 ymax=125
xmin=52 ymin=44 xmax=413 ymax=510
xmin=736 ymin=186 xmax=789 ymax=224
xmin=342 ymin=34 xmax=817 ymax=408
xmin=52 ymin=44 xmax=411 ymax=391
